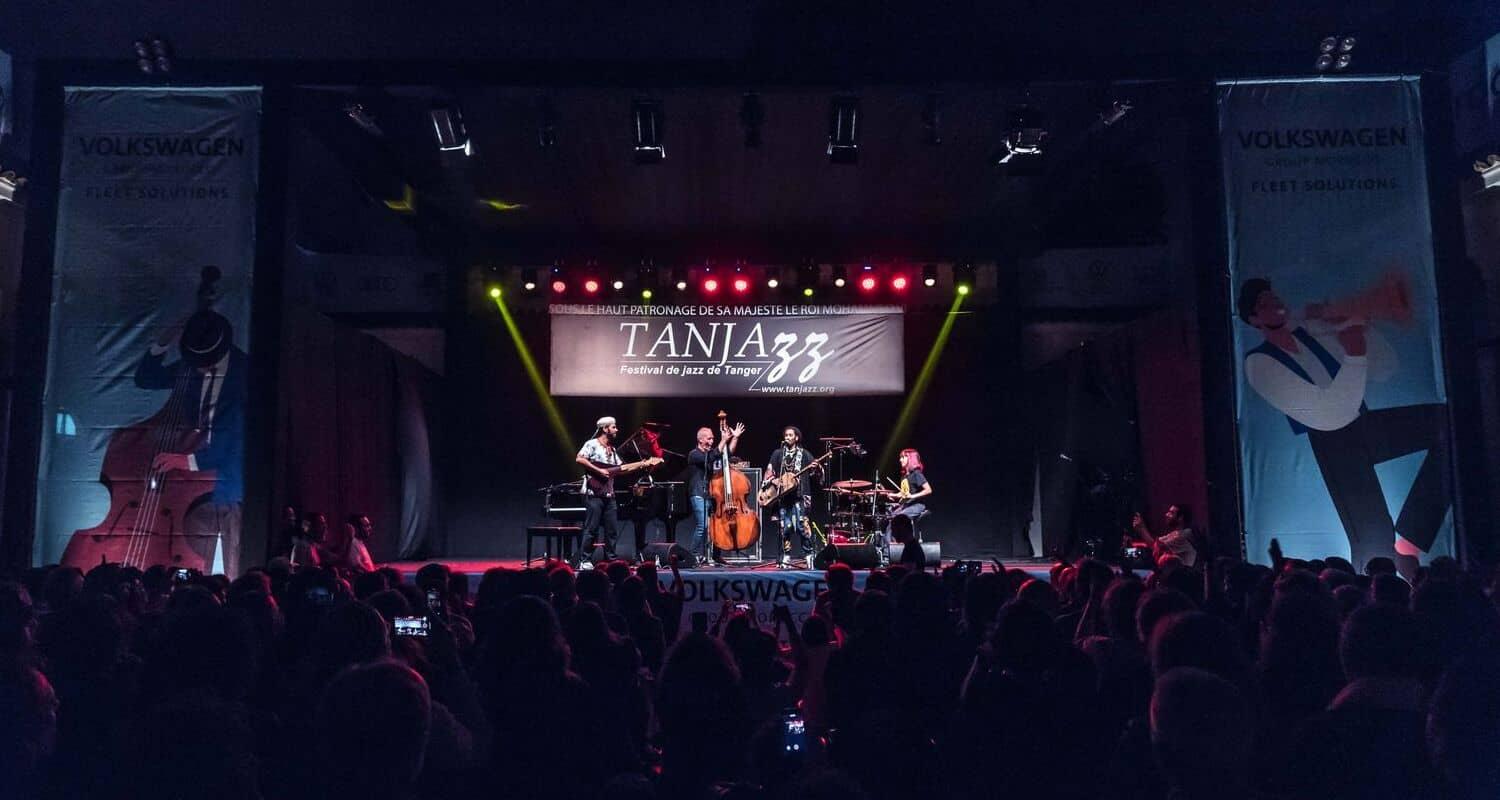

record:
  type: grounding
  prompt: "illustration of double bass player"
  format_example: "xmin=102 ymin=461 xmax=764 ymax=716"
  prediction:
xmin=61 ymin=266 xmax=246 ymax=576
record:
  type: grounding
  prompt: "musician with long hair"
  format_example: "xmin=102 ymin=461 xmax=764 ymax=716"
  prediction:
xmin=881 ymin=448 xmax=934 ymax=555
xmin=765 ymin=426 xmax=820 ymax=569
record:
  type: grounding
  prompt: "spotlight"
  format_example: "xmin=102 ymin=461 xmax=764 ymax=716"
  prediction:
xmin=642 ymin=289 xmax=654 ymax=300
xmin=1339 ymin=36 xmax=1357 ymax=53
xmin=431 ymin=106 xmax=472 ymax=155
xmin=133 ymin=36 xmax=172 ymax=74
xmin=832 ymin=266 xmax=848 ymax=288
xmin=733 ymin=277 xmax=751 ymax=293
xmin=552 ymin=279 xmax=568 ymax=294
xmin=859 ymin=275 xmax=878 ymax=292
xmin=954 ymin=262 xmax=976 ymax=294
xmin=891 ymin=275 xmax=909 ymax=291
xmin=766 ymin=276 xmax=780 ymax=289
xmin=803 ymin=287 xmax=815 ymax=297
xmin=828 ymin=96 xmax=860 ymax=164
xmin=612 ymin=279 xmax=625 ymax=291
xmin=740 ymin=93 xmax=764 ymax=148
xmin=521 ymin=268 xmax=538 ymax=291
xmin=583 ymin=279 xmax=601 ymax=294
xmin=922 ymin=264 xmax=938 ymax=287
xmin=1316 ymin=34 xmax=1356 ymax=72
xmin=1319 ymin=36 xmax=1339 ymax=54
xmin=632 ymin=98 xmax=665 ymax=164
xmin=703 ymin=277 xmax=720 ymax=293
xmin=798 ymin=262 xmax=819 ymax=293
xmin=638 ymin=261 xmax=659 ymax=294
xmin=488 ymin=286 xmax=502 ymax=299
xmin=996 ymin=103 xmax=1046 ymax=164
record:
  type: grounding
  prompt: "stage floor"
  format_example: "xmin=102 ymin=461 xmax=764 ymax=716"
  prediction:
xmin=382 ymin=556 xmax=1059 ymax=592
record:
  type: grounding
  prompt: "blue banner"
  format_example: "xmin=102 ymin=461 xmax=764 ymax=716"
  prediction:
xmin=1220 ymin=76 xmax=1453 ymax=569
xmin=35 ymin=87 xmax=260 ymax=575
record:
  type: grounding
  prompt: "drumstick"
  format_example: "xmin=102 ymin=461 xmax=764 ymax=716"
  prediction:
xmin=885 ymin=477 xmax=901 ymax=491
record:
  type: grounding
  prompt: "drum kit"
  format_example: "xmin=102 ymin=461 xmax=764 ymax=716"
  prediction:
xmin=827 ymin=479 xmax=908 ymax=543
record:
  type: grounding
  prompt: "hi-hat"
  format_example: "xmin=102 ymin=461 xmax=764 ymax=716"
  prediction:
xmin=832 ymin=479 xmax=873 ymax=490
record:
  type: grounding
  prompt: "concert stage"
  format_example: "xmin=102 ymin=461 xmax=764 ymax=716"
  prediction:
xmin=383 ymin=557 xmax=1059 ymax=625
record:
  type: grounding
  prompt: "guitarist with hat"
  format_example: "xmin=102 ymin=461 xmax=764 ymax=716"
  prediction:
xmin=576 ymin=416 xmax=660 ymax=563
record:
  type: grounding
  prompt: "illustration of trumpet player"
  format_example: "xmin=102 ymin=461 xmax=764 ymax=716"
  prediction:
xmin=1237 ymin=271 xmax=1448 ymax=575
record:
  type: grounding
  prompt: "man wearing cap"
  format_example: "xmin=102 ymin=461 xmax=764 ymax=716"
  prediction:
xmin=576 ymin=416 xmax=624 ymax=561
xmin=137 ymin=304 xmax=247 ymax=577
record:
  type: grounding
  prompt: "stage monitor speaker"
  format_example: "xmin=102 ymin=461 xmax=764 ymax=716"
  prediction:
xmin=815 ymin=542 xmax=881 ymax=570
xmin=640 ymin=542 xmax=694 ymax=567
xmin=897 ymin=541 xmax=941 ymax=569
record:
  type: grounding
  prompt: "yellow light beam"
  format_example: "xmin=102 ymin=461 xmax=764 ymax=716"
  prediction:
xmin=881 ymin=291 xmax=967 ymax=466
xmin=491 ymin=294 xmax=574 ymax=459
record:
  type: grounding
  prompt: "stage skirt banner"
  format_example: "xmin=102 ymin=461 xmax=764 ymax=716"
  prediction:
xmin=549 ymin=303 xmax=905 ymax=397
xmin=1219 ymin=76 xmax=1453 ymax=568
xmin=34 ymin=87 xmax=261 ymax=575
xmin=660 ymin=569 xmax=868 ymax=632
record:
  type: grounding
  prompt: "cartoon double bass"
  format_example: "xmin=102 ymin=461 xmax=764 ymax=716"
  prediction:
xmin=62 ymin=266 xmax=245 ymax=572
xmin=707 ymin=410 xmax=759 ymax=553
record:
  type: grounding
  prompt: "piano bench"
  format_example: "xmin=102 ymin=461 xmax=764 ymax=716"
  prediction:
xmin=526 ymin=525 xmax=583 ymax=566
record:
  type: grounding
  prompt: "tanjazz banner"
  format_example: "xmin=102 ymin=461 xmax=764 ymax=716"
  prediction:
xmin=550 ymin=303 xmax=905 ymax=397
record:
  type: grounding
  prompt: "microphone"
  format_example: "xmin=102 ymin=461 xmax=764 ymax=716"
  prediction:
xmin=642 ymin=421 xmax=671 ymax=429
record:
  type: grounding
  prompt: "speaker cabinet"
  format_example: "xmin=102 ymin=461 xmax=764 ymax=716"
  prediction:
xmin=814 ymin=542 xmax=882 ymax=570
xmin=896 ymin=541 xmax=941 ymax=569
xmin=639 ymin=542 xmax=694 ymax=567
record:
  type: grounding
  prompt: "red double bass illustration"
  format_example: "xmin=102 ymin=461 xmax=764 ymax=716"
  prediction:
xmin=61 ymin=266 xmax=231 ymax=570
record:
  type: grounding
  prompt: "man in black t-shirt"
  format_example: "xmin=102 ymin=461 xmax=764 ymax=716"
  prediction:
xmin=766 ymin=426 xmax=821 ymax=569
xmin=686 ymin=419 xmax=743 ymax=565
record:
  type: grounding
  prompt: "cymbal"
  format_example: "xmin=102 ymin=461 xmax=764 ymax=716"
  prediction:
xmin=832 ymin=479 xmax=873 ymax=490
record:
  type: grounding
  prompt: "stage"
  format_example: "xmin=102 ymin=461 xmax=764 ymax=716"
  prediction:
xmin=383 ymin=557 xmax=1060 ymax=626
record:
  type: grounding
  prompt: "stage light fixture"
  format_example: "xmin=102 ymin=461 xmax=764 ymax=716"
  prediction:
xmin=832 ymin=266 xmax=847 ymax=288
xmin=828 ymin=96 xmax=860 ymax=164
xmin=431 ymin=106 xmax=472 ymax=155
xmin=1316 ymin=34 xmax=1356 ymax=72
xmin=891 ymin=275 xmax=909 ymax=291
xmin=740 ymin=93 xmax=764 ymax=148
xmin=552 ymin=279 xmax=567 ymax=294
xmin=0 ymin=169 xmax=28 ymax=203
xmin=922 ymin=264 xmax=938 ymax=287
xmin=766 ymin=276 xmax=780 ymax=289
xmin=1099 ymin=100 xmax=1133 ymax=127
xmin=803 ymin=287 xmax=815 ymax=297
xmin=797 ymin=262 xmax=819 ymax=292
xmin=632 ymin=98 xmax=665 ymax=164
xmin=583 ymin=279 xmax=601 ymax=294
xmin=954 ymin=262 xmax=976 ymax=294
xmin=642 ymin=288 xmax=654 ymax=300
xmin=133 ymin=36 xmax=172 ymax=74
xmin=488 ymin=286 xmax=502 ymax=299
xmin=521 ymin=268 xmax=538 ymax=291
xmin=637 ymin=261 xmax=659 ymax=295
xmin=703 ymin=277 xmax=721 ymax=293
xmin=996 ymin=103 xmax=1047 ymax=164
xmin=612 ymin=279 xmax=625 ymax=291
xmin=733 ymin=276 xmax=751 ymax=293
xmin=859 ymin=275 xmax=878 ymax=292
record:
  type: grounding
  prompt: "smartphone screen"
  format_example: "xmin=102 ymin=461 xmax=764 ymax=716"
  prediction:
xmin=782 ymin=712 xmax=807 ymax=754
xmin=425 ymin=589 xmax=443 ymax=616
xmin=393 ymin=616 xmax=430 ymax=637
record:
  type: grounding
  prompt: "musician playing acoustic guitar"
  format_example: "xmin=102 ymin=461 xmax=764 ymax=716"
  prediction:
xmin=765 ymin=426 xmax=821 ymax=569
xmin=576 ymin=416 xmax=661 ymax=563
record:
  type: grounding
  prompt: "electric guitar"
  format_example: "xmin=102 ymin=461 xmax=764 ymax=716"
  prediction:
xmin=584 ymin=457 xmax=664 ymax=496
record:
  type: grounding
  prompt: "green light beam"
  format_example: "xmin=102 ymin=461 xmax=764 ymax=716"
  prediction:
xmin=491 ymin=294 xmax=574 ymax=460
xmin=880 ymin=291 xmax=967 ymax=467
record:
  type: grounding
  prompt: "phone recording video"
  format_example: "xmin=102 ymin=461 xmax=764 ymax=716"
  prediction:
xmin=393 ymin=615 xmax=430 ymax=638
xmin=173 ymin=567 xmax=193 ymax=583
xmin=733 ymin=602 xmax=753 ymax=614
xmin=782 ymin=712 xmax=807 ymax=755
xmin=425 ymin=588 xmax=444 ymax=616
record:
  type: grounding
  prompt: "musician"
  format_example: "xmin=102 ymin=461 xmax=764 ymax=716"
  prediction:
xmin=766 ymin=426 xmax=820 ymax=569
xmin=881 ymin=448 xmax=933 ymax=556
xmin=576 ymin=416 xmax=625 ymax=561
xmin=1239 ymin=277 xmax=1449 ymax=574
xmin=686 ymin=419 xmax=744 ymax=566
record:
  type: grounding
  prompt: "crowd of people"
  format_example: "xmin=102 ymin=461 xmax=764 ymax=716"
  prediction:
xmin=3 ymin=542 xmax=1500 ymax=800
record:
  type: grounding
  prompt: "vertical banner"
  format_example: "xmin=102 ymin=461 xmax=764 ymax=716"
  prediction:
xmin=35 ymin=87 xmax=260 ymax=575
xmin=1220 ymin=77 xmax=1452 ymax=569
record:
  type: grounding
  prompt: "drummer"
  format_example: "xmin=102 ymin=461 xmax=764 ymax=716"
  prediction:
xmin=879 ymin=448 xmax=933 ymax=555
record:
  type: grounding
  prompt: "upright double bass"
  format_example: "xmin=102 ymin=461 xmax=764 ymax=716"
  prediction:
xmin=707 ymin=410 xmax=759 ymax=552
xmin=61 ymin=266 xmax=235 ymax=571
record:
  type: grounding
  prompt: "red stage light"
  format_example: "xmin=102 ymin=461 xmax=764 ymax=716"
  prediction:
xmin=891 ymin=275 xmax=909 ymax=291
xmin=551 ymin=280 xmax=567 ymax=294
xmin=733 ymin=277 xmax=750 ymax=293
xmin=583 ymin=279 xmax=601 ymax=294
xmin=703 ymin=278 xmax=720 ymax=293
xmin=859 ymin=275 xmax=878 ymax=291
